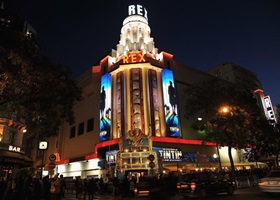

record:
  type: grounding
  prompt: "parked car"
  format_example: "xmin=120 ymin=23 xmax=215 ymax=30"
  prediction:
xmin=134 ymin=178 xmax=163 ymax=198
xmin=258 ymin=169 xmax=280 ymax=194
xmin=134 ymin=181 xmax=151 ymax=197
xmin=177 ymin=171 xmax=236 ymax=198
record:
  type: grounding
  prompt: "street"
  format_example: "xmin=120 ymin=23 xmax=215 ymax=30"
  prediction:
xmin=64 ymin=187 xmax=280 ymax=200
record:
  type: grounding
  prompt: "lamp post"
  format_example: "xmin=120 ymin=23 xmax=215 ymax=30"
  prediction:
xmin=38 ymin=140 xmax=48 ymax=179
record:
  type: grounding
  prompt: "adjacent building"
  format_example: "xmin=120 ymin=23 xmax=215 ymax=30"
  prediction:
xmin=0 ymin=4 xmax=35 ymax=179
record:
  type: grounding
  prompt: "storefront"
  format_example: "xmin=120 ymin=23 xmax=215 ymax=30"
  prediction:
xmin=0 ymin=149 xmax=33 ymax=180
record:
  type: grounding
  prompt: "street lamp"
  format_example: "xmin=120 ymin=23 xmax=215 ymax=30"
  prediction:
xmin=219 ymin=105 xmax=230 ymax=114
xmin=39 ymin=140 xmax=48 ymax=179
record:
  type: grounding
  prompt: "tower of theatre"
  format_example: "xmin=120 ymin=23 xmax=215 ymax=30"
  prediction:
xmin=99 ymin=4 xmax=180 ymax=142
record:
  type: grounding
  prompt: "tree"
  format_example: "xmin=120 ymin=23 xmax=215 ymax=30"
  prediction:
xmin=0 ymin=25 xmax=82 ymax=139
xmin=243 ymin=116 xmax=274 ymax=167
xmin=184 ymin=79 xmax=266 ymax=177
xmin=253 ymin=104 xmax=280 ymax=168
xmin=274 ymin=104 xmax=280 ymax=167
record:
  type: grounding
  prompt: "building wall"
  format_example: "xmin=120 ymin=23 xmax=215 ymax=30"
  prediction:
xmin=208 ymin=62 xmax=262 ymax=91
xmin=172 ymin=62 xmax=218 ymax=139
xmin=57 ymin=72 xmax=101 ymax=160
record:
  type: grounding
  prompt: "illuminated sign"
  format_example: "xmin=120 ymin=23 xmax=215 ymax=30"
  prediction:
xmin=122 ymin=52 xmax=146 ymax=64
xmin=9 ymin=145 xmax=21 ymax=152
xmin=99 ymin=73 xmax=112 ymax=141
xmin=128 ymin=4 xmax=148 ymax=19
xmin=153 ymin=147 xmax=182 ymax=161
xmin=263 ymin=96 xmax=277 ymax=125
xmin=161 ymin=69 xmax=180 ymax=137
xmin=106 ymin=150 xmax=119 ymax=164
xmin=38 ymin=141 xmax=48 ymax=150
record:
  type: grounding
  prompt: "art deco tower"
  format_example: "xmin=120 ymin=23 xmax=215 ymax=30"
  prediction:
xmin=98 ymin=4 xmax=180 ymax=141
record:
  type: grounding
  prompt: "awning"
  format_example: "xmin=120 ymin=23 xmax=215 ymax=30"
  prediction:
xmin=0 ymin=150 xmax=33 ymax=167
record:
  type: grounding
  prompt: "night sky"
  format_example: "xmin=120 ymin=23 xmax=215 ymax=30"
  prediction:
xmin=4 ymin=0 xmax=280 ymax=105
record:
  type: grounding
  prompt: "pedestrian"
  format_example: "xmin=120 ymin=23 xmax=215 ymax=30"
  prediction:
xmin=75 ymin=177 xmax=82 ymax=199
xmin=50 ymin=174 xmax=61 ymax=200
xmin=83 ymin=179 xmax=88 ymax=200
xmin=121 ymin=175 xmax=129 ymax=198
xmin=98 ymin=176 xmax=104 ymax=194
xmin=87 ymin=178 xmax=97 ymax=200
xmin=59 ymin=175 xmax=66 ymax=199
xmin=42 ymin=176 xmax=51 ymax=200
xmin=30 ymin=177 xmax=42 ymax=200
xmin=6 ymin=177 xmax=18 ymax=200
xmin=112 ymin=177 xmax=119 ymax=196
xmin=129 ymin=176 xmax=135 ymax=197
xmin=22 ymin=174 xmax=33 ymax=200
xmin=0 ymin=178 xmax=7 ymax=200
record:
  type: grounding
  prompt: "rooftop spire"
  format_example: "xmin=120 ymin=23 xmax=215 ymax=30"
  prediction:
xmin=115 ymin=4 xmax=158 ymax=57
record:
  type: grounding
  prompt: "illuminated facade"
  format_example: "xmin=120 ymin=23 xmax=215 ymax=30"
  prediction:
xmin=40 ymin=4 xmax=265 ymax=178
xmin=0 ymin=118 xmax=32 ymax=180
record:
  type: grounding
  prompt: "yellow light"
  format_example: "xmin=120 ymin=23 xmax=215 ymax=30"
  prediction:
xmin=222 ymin=107 xmax=229 ymax=113
xmin=219 ymin=106 xmax=230 ymax=114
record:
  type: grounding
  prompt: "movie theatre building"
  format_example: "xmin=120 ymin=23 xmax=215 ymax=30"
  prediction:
xmin=42 ymin=4 xmax=253 ymax=178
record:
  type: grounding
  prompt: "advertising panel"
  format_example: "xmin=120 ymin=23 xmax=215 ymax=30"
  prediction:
xmin=99 ymin=73 xmax=112 ymax=141
xmin=153 ymin=147 xmax=182 ymax=161
xmin=161 ymin=69 xmax=180 ymax=137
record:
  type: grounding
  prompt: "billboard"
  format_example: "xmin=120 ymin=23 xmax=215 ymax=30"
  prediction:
xmin=162 ymin=69 xmax=180 ymax=137
xmin=99 ymin=73 xmax=112 ymax=141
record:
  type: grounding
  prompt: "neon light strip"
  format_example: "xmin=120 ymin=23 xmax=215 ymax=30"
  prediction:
xmin=87 ymin=137 xmax=216 ymax=160
xmin=151 ymin=137 xmax=216 ymax=146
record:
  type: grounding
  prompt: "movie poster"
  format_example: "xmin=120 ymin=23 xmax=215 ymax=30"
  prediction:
xmin=99 ymin=73 xmax=112 ymax=141
xmin=161 ymin=69 xmax=180 ymax=137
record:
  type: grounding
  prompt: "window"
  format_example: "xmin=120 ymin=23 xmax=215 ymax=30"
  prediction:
xmin=78 ymin=122 xmax=84 ymax=135
xmin=70 ymin=126 xmax=76 ymax=138
xmin=9 ymin=131 xmax=15 ymax=144
xmin=215 ymin=69 xmax=222 ymax=78
xmin=87 ymin=118 xmax=94 ymax=132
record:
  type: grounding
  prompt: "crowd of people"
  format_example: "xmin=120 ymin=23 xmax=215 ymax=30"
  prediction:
xmin=0 ymin=173 xmax=66 ymax=200
xmin=0 ymin=167 xmax=273 ymax=200
xmin=73 ymin=173 xmax=177 ymax=199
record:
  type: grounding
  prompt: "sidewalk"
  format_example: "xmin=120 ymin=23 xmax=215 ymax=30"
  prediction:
xmin=64 ymin=192 xmax=126 ymax=200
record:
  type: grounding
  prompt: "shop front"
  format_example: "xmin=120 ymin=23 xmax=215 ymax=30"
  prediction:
xmin=0 ymin=148 xmax=33 ymax=180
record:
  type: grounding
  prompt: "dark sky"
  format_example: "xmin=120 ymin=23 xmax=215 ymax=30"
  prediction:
xmin=4 ymin=0 xmax=280 ymax=105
